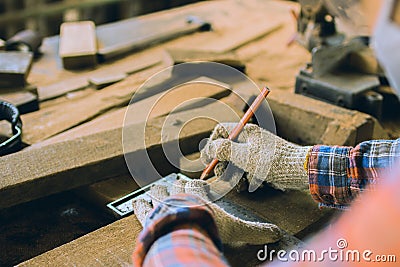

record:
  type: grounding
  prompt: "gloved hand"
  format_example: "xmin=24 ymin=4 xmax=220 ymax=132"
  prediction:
xmin=133 ymin=179 xmax=283 ymax=246
xmin=201 ymin=123 xmax=312 ymax=192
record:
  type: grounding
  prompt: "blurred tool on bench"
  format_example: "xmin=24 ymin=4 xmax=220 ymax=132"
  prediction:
xmin=0 ymin=100 xmax=22 ymax=156
xmin=0 ymin=30 xmax=43 ymax=114
xmin=293 ymin=0 xmax=399 ymax=120
xmin=5 ymin=29 xmax=43 ymax=56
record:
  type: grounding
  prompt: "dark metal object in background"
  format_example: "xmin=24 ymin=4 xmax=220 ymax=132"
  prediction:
xmin=5 ymin=30 xmax=43 ymax=55
xmin=294 ymin=1 xmax=392 ymax=119
xmin=0 ymin=101 xmax=22 ymax=156
xmin=296 ymin=68 xmax=383 ymax=119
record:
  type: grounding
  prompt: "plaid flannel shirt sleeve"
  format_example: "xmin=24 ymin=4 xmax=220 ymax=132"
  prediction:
xmin=132 ymin=194 xmax=228 ymax=267
xmin=307 ymin=138 xmax=400 ymax=209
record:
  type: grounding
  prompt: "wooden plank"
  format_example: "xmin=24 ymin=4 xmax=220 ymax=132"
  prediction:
xmin=71 ymin=86 xmax=238 ymax=207
xmin=167 ymin=10 xmax=284 ymax=54
xmin=96 ymin=12 xmax=210 ymax=60
xmin=35 ymin=78 xmax=232 ymax=146
xmin=22 ymin=63 xmax=167 ymax=144
xmin=18 ymin=216 xmax=142 ymax=267
xmin=20 ymin=182 xmax=335 ymax=267
xmin=37 ymin=50 xmax=162 ymax=101
xmin=59 ymin=21 xmax=97 ymax=69
xmin=0 ymin=100 xmax=242 ymax=209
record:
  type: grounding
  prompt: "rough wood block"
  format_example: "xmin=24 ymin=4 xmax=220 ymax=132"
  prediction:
xmin=36 ymin=51 xmax=162 ymax=101
xmin=267 ymin=89 xmax=388 ymax=146
xmin=0 ymin=51 xmax=33 ymax=88
xmin=59 ymin=21 xmax=97 ymax=69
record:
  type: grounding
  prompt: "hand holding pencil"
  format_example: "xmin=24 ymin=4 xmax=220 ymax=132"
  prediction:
xmin=200 ymin=87 xmax=311 ymax=192
xmin=200 ymin=86 xmax=270 ymax=180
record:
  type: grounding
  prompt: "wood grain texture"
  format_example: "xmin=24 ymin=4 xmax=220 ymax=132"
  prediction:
xmin=0 ymin=100 xmax=241 ymax=209
xmin=71 ymin=91 xmax=247 ymax=208
xmin=28 ymin=0 xmax=285 ymax=98
xmin=267 ymin=89 xmax=388 ymax=146
xmin=33 ymin=42 xmax=163 ymax=100
xmin=35 ymin=78 xmax=231 ymax=146
xmin=18 ymin=216 xmax=141 ymax=267
xmin=21 ymin=63 xmax=167 ymax=144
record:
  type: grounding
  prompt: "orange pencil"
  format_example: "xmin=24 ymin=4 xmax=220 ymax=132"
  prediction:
xmin=200 ymin=86 xmax=271 ymax=180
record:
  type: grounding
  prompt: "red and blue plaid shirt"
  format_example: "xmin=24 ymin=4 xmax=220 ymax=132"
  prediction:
xmin=133 ymin=139 xmax=400 ymax=266
xmin=308 ymin=139 xmax=400 ymax=209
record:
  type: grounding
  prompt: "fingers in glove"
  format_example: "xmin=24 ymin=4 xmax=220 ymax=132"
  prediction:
xmin=185 ymin=180 xmax=210 ymax=200
xmin=132 ymin=197 xmax=153 ymax=227
xmin=201 ymin=123 xmax=254 ymax=164
xmin=212 ymin=123 xmax=257 ymax=143
xmin=201 ymin=138 xmax=232 ymax=164
xmin=149 ymin=184 xmax=169 ymax=207
xmin=214 ymin=161 xmax=227 ymax=178
xmin=210 ymin=123 xmax=238 ymax=140
xmin=170 ymin=179 xmax=187 ymax=195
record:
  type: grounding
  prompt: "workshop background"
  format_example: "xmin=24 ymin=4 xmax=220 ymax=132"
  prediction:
xmin=0 ymin=0 xmax=399 ymax=266
xmin=0 ymin=0 xmax=201 ymax=39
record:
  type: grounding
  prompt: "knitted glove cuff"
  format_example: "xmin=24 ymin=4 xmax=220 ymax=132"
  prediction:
xmin=268 ymin=142 xmax=312 ymax=190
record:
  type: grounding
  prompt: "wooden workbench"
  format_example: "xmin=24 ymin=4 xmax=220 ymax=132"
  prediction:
xmin=0 ymin=0 xmax=397 ymax=266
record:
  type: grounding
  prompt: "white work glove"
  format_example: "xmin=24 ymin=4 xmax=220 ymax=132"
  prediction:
xmin=201 ymin=123 xmax=312 ymax=192
xmin=133 ymin=179 xmax=283 ymax=245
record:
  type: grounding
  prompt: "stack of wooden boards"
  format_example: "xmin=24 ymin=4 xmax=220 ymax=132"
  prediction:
xmin=0 ymin=0 xmax=394 ymax=266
